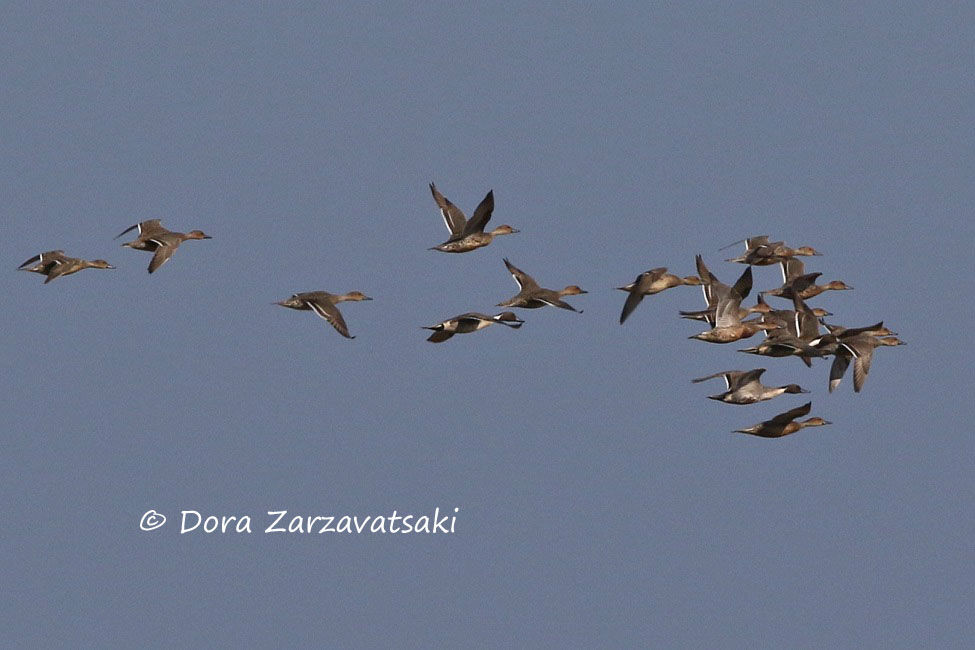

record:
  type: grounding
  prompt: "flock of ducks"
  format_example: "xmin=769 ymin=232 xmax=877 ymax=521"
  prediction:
xmin=19 ymin=189 xmax=904 ymax=438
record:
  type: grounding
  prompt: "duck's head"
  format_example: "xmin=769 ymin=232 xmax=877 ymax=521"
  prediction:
xmin=783 ymin=384 xmax=809 ymax=394
xmin=794 ymin=246 xmax=821 ymax=256
xmin=274 ymin=294 xmax=302 ymax=308
xmin=90 ymin=260 xmax=115 ymax=269
xmin=186 ymin=230 xmax=212 ymax=240
xmin=802 ymin=417 xmax=831 ymax=427
xmin=495 ymin=311 xmax=523 ymax=323
xmin=826 ymin=280 xmax=853 ymax=290
xmin=561 ymin=285 xmax=587 ymax=296
xmin=344 ymin=291 xmax=372 ymax=301
xmin=491 ymin=225 xmax=519 ymax=236
xmin=878 ymin=336 xmax=906 ymax=346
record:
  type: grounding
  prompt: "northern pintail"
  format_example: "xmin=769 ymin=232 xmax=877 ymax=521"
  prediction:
xmin=616 ymin=267 xmax=702 ymax=324
xmin=428 ymin=184 xmax=518 ymax=253
xmin=275 ymin=291 xmax=372 ymax=339
xmin=692 ymin=368 xmax=808 ymax=405
xmin=738 ymin=330 xmax=823 ymax=361
xmin=763 ymin=258 xmax=852 ymax=301
xmin=115 ymin=219 xmax=211 ymax=273
xmin=689 ymin=263 xmax=776 ymax=342
xmin=497 ymin=258 xmax=587 ymax=312
xmin=808 ymin=321 xmax=893 ymax=354
xmin=423 ymin=311 xmax=524 ymax=343
xmin=827 ymin=334 xmax=905 ymax=393
xmin=734 ymin=402 xmax=831 ymax=438
xmin=722 ymin=235 xmax=821 ymax=265
xmin=18 ymin=250 xmax=114 ymax=284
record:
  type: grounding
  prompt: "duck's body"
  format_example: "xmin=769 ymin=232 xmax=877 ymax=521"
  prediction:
xmin=617 ymin=268 xmax=701 ymax=324
xmin=739 ymin=330 xmax=823 ymax=360
xmin=827 ymin=334 xmax=906 ymax=393
xmin=734 ymin=402 xmax=831 ymax=438
xmin=497 ymin=258 xmax=586 ymax=312
xmin=275 ymin=290 xmax=372 ymax=339
xmin=692 ymin=368 xmax=808 ymax=405
xmin=428 ymin=184 xmax=518 ymax=253
xmin=18 ymin=250 xmax=114 ymax=284
xmin=115 ymin=219 xmax=211 ymax=273
xmin=423 ymin=311 xmax=524 ymax=343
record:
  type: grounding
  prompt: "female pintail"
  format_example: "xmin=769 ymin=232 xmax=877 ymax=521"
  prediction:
xmin=616 ymin=267 xmax=702 ymax=324
xmin=763 ymin=258 xmax=852 ymax=301
xmin=828 ymin=334 xmax=906 ymax=393
xmin=734 ymin=402 xmax=831 ymax=438
xmin=497 ymin=258 xmax=587 ymax=312
xmin=692 ymin=368 xmax=808 ymax=405
xmin=115 ymin=219 xmax=211 ymax=273
xmin=275 ymin=291 xmax=372 ymax=339
xmin=422 ymin=311 xmax=524 ymax=343
xmin=19 ymin=250 xmax=114 ymax=284
xmin=428 ymin=183 xmax=518 ymax=253
xmin=723 ymin=235 xmax=821 ymax=265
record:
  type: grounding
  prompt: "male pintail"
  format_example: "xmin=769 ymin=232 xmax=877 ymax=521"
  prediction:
xmin=497 ymin=258 xmax=587 ymax=312
xmin=422 ymin=311 xmax=524 ymax=343
xmin=428 ymin=183 xmax=518 ymax=253
xmin=616 ymin=268 xmax=701 ymax=324
xmin=692 ymin=368 xmax=808 ymax=405
xmin=734 ymin=402 xmax=831 ymax=438
xmin=18 ymin=250 xmax=114 ymax=284
xmin=275 ymin=291 xmax=372 ymax=339
xmin=115 ymin=219 xmax=211 ymax=273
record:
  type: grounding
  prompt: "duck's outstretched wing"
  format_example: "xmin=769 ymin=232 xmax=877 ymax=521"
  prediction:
xmin=766 ymin=401 xmax=812 ymax=426
xmin=463 ymin=190 xmax=495 ymax=235
xmin=307 ymin=298 xmax=353 ymax=338
xmin=429 ymin=183 xmax=467 ymax=236
xmin=503 ymin=258 xmax=539 ymax=291
xmin=116 ymin=219 xmax=165 ymax=240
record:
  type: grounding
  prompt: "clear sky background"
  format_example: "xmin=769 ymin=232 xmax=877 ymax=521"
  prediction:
xmin=3 ymin=3 xmax=972 ymax=646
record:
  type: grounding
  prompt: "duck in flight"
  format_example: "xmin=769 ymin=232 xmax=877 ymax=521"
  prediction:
xmin=734 ymin=402 xmax=831 ymax=438
xmin=428 ymin=183 xmax=518 ymax=253
xmin=422 ymin=311 xmax=524 ymax=343
xmin=18 ymin=250 xmax=114 ymax=284
xmin=692 ymin=368 xmax=808 ymax=405
xmin=275 ymin=291 xmax=372 ymax=339
xmin=616 ymin=267 xmax=702 ymax=324
xmin=115 ymin=219 xmax=211 ymax=273
xmin=497 ymin=258 xmax=587 ymax=312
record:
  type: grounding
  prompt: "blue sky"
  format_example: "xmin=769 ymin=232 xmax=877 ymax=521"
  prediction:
xmin=3 ymin=3 xmax=972 ymax=646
